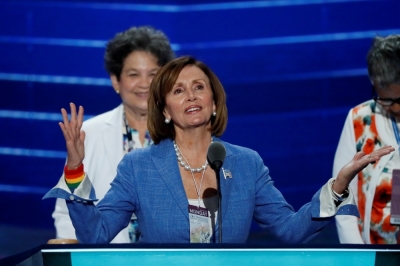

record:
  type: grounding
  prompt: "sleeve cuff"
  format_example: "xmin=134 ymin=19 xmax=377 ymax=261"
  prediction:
xmin=42 ymin=170 xmax=98 ymax=202
xmin=312 ymin=178 xmax=359 ymax=218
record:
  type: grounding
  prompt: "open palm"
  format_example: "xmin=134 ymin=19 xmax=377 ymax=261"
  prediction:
xmin=59 ymin=103 xmax=86 ymax=170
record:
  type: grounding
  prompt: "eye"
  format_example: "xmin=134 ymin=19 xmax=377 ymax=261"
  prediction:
xmin=129 ymin=73 xmax=138 ymax=77
xmin=173 ymin=87 xmax=183 ymax=94
xmin=195 ymin=84 xmax=204 ymax=90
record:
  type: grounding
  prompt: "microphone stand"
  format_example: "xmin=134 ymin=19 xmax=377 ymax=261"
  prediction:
xmin=213 ymin=161 xmax=223 ymax=243
xmin=207 ymin=141 xmax=226 ymax=244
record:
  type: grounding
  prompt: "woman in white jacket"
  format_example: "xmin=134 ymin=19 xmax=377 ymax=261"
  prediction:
xmin=334 ymin=34 xmax=400 ymax=244
xmin=52 ymin=26 xmax=175 ymax=243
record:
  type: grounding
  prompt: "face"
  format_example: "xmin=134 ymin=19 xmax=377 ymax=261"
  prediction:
xmin=374 ymin=82 xmax=400 ymax=118
xmin=163 ymin=65 xmax=215 ymax=130
xmin=111 ymin=51 xmax=160 ymax=114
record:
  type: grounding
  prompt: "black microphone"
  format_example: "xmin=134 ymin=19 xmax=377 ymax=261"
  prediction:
xmin=207 ymin=142 xmax=226 ymax=243
xmin=207 ymin=142 xmax=226 ymax=172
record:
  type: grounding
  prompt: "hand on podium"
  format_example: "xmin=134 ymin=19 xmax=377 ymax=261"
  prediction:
xmin=47 ymin=238 xmax=79 ymax=244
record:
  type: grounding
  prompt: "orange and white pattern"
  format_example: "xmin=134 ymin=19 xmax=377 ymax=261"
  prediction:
xmin=352 ymin=101 xmax=399 ymax=244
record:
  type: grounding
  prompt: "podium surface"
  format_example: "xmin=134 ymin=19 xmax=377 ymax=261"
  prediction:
xmin=3 ymin=244 xmax=400 ymax=266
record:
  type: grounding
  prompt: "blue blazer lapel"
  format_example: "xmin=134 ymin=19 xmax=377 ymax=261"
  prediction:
xmin=151 ymin=139 xmax=189 ymax=220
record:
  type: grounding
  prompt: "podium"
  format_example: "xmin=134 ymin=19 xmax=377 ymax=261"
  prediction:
xmin=2 ymin=244 xmax=400 ymax=266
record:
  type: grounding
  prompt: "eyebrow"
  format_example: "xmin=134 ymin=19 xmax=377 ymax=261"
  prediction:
xmin=174 ymin=79 xmax=207 ymax=86
xmin=125 ymin=67 xmax=160 ymax=72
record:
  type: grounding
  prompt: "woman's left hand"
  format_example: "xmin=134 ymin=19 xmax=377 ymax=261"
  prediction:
xmin=333 ymin=145 xmax=395 ymax=194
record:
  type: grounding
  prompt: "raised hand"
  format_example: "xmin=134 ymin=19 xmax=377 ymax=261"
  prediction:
xmin=333 ymin=146 xmax=395 ymax=194
xmin=59 ymin=103 xmax=86 ymax=170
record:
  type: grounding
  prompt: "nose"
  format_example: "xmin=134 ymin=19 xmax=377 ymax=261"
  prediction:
xmin=138 ymin=75 xmax=151 ymax=89
xmin=187 ymin=88 xmax=197 ymax=101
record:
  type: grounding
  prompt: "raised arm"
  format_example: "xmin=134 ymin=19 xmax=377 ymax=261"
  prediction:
xmin=51 ymin=103 xmax=86 ymax=239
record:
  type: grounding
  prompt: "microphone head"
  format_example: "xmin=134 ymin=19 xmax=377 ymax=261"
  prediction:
xmin=207 ymin=142 xmax=226 ymax=171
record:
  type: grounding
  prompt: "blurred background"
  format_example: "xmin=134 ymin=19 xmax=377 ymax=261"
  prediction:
xmin=0 ymin=0 xmax=399 ymax=258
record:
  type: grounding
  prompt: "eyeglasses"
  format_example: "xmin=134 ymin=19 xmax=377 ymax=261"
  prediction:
xmin=373 ymin=96 xmax=400 ymax=106
xmin=372 ymin=85 xmax=400 ymax=106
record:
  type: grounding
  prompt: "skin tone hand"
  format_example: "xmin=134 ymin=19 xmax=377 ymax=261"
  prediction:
xmin=59 ymin=103 xmax=85 ymax=170
xmin=333 ymin=145 xmax=395 ymax=194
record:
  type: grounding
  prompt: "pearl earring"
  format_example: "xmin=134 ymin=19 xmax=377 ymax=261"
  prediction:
xmin=212 ymin=111 xmax=216 ymax=117
xmin=115 ymin=89 xmax=120 ymax=94
xmin=165 ymin=118 xmax=170 ymax=124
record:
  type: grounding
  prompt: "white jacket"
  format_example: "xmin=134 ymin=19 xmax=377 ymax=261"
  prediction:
xmin=53 ymin=104 xmax=130 ymax=243
xmin=333 ymin=101 xmax=398 ymax=243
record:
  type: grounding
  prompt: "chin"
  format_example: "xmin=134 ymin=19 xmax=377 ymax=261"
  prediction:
xmin=190 ymin=120 xmax=209 ymax=127
xmin=133 ymin=101 xmax=148 ymax=110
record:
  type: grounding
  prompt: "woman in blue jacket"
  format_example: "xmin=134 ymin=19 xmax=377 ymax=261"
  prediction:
xmin=44 ymin=56 xmax=394 ymax=244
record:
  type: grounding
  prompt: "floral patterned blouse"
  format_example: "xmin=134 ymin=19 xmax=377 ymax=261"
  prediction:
xmin=122 ymin=114 xmax=152 ymax=153
xmin=353 ymin=100 xmax=400 ymax=244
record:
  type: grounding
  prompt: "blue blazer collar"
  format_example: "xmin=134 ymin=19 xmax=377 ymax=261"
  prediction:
xmin=150 ymin=137 xmax=236 ymax=231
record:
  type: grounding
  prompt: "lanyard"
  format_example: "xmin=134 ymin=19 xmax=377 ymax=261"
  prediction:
xmin=391 ymin=116 xmax=400 ymax=146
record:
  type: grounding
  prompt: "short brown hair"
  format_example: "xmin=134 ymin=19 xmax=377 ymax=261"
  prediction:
xmin=148 ymin=56 xmax=228 ymax=144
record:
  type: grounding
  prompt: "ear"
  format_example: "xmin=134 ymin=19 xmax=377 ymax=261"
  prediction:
xmin=110 ymin=75 xmax=120 ymax=93
xmin=163 ymin=108 xmax=170 ymax=119
xmin=213 ymin=101 xmax=216 ymax=113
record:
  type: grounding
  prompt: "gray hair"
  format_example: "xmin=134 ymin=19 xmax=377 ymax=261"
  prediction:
xmin=367 ymin=34 xmax=400 ymax=89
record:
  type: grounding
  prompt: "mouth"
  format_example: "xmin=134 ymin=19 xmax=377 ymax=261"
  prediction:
xmin=135 ymin=92 xmax=149 ymax=98
xmin=185 ymin=106 xmax=201 ymax=114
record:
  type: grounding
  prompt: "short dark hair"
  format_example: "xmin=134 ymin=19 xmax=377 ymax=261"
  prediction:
xmin=104 ymin=26 xmax=175 ymax=79
xmin=367 ymin=34 xmax=400 ymax=89
xmin=148 ymin=56 xmax=228 ymax=144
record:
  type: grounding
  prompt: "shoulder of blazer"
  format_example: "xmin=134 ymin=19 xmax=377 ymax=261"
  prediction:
xmin=138 ymin=138 xmax=260 ymax=164
xmin=82 ymin=104 xmax=123 ymax=134
xmin=351 ymin=99 xmax=375 ymax=118
xmin=149 ymin=138 xmax=172 ymax=158
xmin=219 ymin=139 xmax=257 ymax=160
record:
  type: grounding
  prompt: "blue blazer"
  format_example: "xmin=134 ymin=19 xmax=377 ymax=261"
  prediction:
xmin=45 ymin=138 xmax=357 ymax=244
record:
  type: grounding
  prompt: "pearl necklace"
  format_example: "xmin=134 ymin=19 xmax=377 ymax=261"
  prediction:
xmin=173 ymin=141 xmax=208 ymax=173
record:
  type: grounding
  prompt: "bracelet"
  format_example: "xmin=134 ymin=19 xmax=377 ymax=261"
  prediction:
xmin=64 ymin=163 xmax=84 ymax=175
xmin=331 ymin=180 xmax=349 ymax=202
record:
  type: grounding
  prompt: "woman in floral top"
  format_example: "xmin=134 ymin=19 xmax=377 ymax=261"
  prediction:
xmin=334 ymin=34 xmax=400 ymax=244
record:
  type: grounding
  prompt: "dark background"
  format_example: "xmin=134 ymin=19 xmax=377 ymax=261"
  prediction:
xmin=1 ymin=0 xmax=399 ymax=258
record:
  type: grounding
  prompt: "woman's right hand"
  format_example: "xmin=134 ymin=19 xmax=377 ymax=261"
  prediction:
xmin=59 ymin=103 xmax=85 ymax=170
